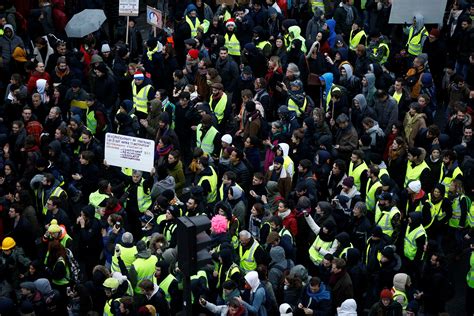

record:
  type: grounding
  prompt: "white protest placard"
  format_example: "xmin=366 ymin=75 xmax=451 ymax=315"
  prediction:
xmin=147 ymin=6 xmax=163 ymax=28
xmin=105 ymin=133 xmax=155 ymax=172
xmin=389 ymin=0 xmax=448 ymax=25
xmin=119 ymin=0 xmax=139 ymax=16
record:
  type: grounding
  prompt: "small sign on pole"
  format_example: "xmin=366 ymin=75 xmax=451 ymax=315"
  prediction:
xmin=147 ymin=6 xmax=163 ymax=29
xmin=119 ymin=0 xmax=139 ymax=16
xmin=104 ymin=133 xmax=155 ymax=173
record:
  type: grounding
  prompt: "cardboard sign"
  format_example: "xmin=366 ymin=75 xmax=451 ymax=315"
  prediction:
xmin=105 ymin=133 xmax=155 ymax=172
xmin=147 ymin=6 xmax=163 ymax=28
xmin=119 ymin=0 xmax=139 ymax=17
xmin=389 ymin=0 xmax=448 ymax=25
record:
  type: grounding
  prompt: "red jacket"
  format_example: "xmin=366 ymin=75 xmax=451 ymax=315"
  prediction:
xmin=281 ymin=210 xmax=298 ymax=237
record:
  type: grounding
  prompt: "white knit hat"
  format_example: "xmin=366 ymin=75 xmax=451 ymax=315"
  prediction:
xmin=221 ymin=134 xmax=232 ymax=144
xmin=101 ymin=43 xmax=111 ymax=53
xmin=279 ymin=303 xmax=293 ymax=316
xmin=408 ymin=180 xmax=421 ymax=193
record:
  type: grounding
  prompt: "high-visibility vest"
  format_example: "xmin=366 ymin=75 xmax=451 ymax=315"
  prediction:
xmin=467 ymin=251 xmax=474 ymax=288
xmin=185 ymin=15 xmax=201 ymax=38
xmin=349 ymin=29 xmax=366 ymax=50
xmin=52 ymin=257 xmax=70 ymax=286
xmin=239 ymin=240 xmax=260 ymax=272
xmin=468 ymin=204 xmax=474 ymax=228
xmin=209 ymin=93 xmax=228 ymax=123
xmin=366 ymin=180 xmax=382 ymax=212
xmin=309 ymin=0 xmax=325 ymax=13
xmin=280 ymin=227 xmax=294 ymax=245
xmin=404 ymin=160 xmax=430 ymax=187
xmin=111 ymin=245 xmax=137 ymax=273
xmin=309 ymin=235 xmax=334 ymax=265
xmin=60 ymin=234 xmax=72 ymax=249
xmin=103 ymin=298 xmax=120 ymax=316
xmin=348 ymin=161 xmax=368 ymax=191
xmin=42 ymin=186 xmax=66 ymax=215
xmin=339 ymin=243 xmax=354 ymax=259
xmin=392 ymin=288 xmax=408 ymax=309
xmin=133 ymin=255 xmax=158 ymax=293
xmin=449 ymin=195 xmax=469 ymax=228
xmin=256 ymin=40 xmax=271 ymax=51
xmin=89 ymin=191 xmax=110 ymax=219
xmin=132 ymin=82 xmax=152 ymax=114
xmin=425 ymin=194 xmax=446 ymax=229
xmin=218 ymin=182 xmax=243 ymax=201
xmin=190 ymin=270 xmax=208 ymax=303
xmin=288 ymin=96 xmax=307 ymax=117
xmin=86 ymin=107 xmax=106 ymax=135
xmin=365 ymin=238 xmax=383 ymax=265
xmin=325 ymin=85 xmax=342 ymax=112
xmin=224 ymin=33 xmax=241 ymax=56
xmin=439 ymin=164 xmax=463 ymax=191
xmin=407 ymin=26 xmax=428 ymax=56
xmin=217 ymin=263 xmax=240 ymax=289
xmin=137 ymin=179 xmax=152 ymax=212
xmin=159 ymin=273 xmax=177 ymax=302
xmin=375 ymin=205 xmax=400 ymax=237
xmin=198 ymin=166 xmax=218 ymax=203
xmin=196 ymin=124 xmax=219 ymax=155
xmin=379 ymin=168 xmax=390 ymax=179
xmin=163 ymin=222 xmax=177 ymax=242
xmin=404 ymin=225 xmax=426 ymax=261
xmin=372 ymin=43 xmax=390 ymax=64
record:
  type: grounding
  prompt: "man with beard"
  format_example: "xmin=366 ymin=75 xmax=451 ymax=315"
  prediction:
xmin=51 ymin=56 xmax=74 ymax=88
xmin=224 ymin=18 xmax=241 ymax=64
xmin=265 ymin=156 xmax=292 ymax=199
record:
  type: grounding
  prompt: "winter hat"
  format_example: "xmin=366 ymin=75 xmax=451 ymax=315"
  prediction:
xmin=290 ymin=79 xmax=303 ymax=89
xmin=381 ymin=245 xmax=395 ymax=260
xmin=121 ymin=99 xmax=134 ymax=113
xmin=101 ymin=43 xmax=111 ymax=53
xmin=221 ymin=134 xmax=232 ymax=145
xmin=342 ymin=176 xmax=354 ymax=188
xmin=48 ymin=219 xmax=61 ymax=234
xmin=372 ymin=225 xmax=384 ymax=238
xmin=279 ymin=303 xmax=293 ymax=316
xmin=168 ymin=206 xmax=180 ymax=218
xmin=408 ymin=180 xmax=421 ymax=193
xmin=268 ymin=6 xmax=278 ymax=16
xmin=20 ymin=282 xmax=36 ymax=292
xmin=12 ymin=47 xmax=27 ymax=62
xmin=146 ymin=38 xmax=158 ymax=49
xmin=136 ymin=240 xmax=147 ymax=252
xmin=245 ymin=101 xmax=256 ymax=112
xmin=70 ymin=114 xmax=82 ymax=124
xmin=95 ymin=62 xmax=107 ymax=74
xmin=226 ymin=18 xmax=236 ymax=28
xmin=184 ymin=38 xmax=197 ymax=47
xmin=429 ymin=28 xmax=440 ymax=38
xmin=230 ymin=186 xmax=243 ymax=200
xmin=71 ymin=78 xmax=81 ymax=88
xmin=274 ymin=156 xmax=284 ymax=164
xmin=336 ymin=113 xmax=349 ymax=123
xmin=380 ymin=288 xmax=393 ymax=300
xmin=186 ymin=3 xmax=198 ymax=13
xmin=138 ymin=305 xmax=156 ymax=316
xmin=421 ymin=72 xmax=433 ymax=86
xmin=188 ymin=49 xmax=199 ymax=60
xmin=378 ymin=192 xmax=393 ymax=202
xmin=82 ymin=205 xmax=95 ymax=218
xmin=134 ymin=71 xmax=145 ymax=80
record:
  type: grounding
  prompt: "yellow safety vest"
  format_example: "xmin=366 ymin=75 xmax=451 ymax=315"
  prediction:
xmin=372 ymin=43 xmax=390 ymax=64
xmin=111 ymin=245 xmax=137 ymax=273
xmin=392 ymin=91 xmax=403 ymax=104
xmin=218 ymin=182 xmax=243 ymax=202
xmin=379 ymin=168 xmax=390 ymax=179
xmin=159 ymin=273 xmax=177 ymax=302
xmin=339 ymin=243 xmax=354 ymax=259
xmin=404 ymin=160 xmax=430 ymax=187
xmin=209 ymin=93 xmax=228 ymax=123
xmin=217 ymin=263 xmax=240 ymax=289
xmin=288 ymin=96 xmax=307 ymax=117
xmin=132 ymin=82 xmax=152 ymax=114
xmin=365 ymin=238 xmax=383 ymax=265
xmin=256 ymin=40 xmax=271 ymax=51
xmin=60 ymin=234 xmax=72 ymax=249
xmin=467 ymin=251 xmax=474 ymax=288
xmin=425 ymin=194 xmax=445 ymax=229
xmin=407 ymin=27 xmax=428 ymax=56
xmin=198 ymin=166 xmax=218 ymax=203
xmin=348 ymin=161 xmax=368 ymax=191
xmin=439 ymin=164 xmax=463 ymax=191
xmin=325 ymin=85 xmax=342 ymax=112
xmin=196 ymin=124 xmax=219 ymax=155
xmin=309 ymin=235 xmax=333 ymax=265
xmin=133 ymin=255 xmax=158 ymax=293
xmin=137 ymin=179 xmax=152 ymax=212
xmin=375 ymin=205 xmax=400 ymax=237
xmin=404 ymin=225 xmax=426 ymax=261
xmin=52 ymin=257 xmax=70 ymax=286
xmin=349 ymin=29 xmax=366 ymax=50
xmin=103 ymin=298 xmax=120 ymax=316
xmin=309 ymin=0 xmax=325 ymax=13
xmin=239 ymin=240 xmax=260 ymax=272
xmin=468 ymin=204 xmax=474 ymax=228
xmin=366 ymin=180 xmax=382 ymax=212
xmin=224 ymin=33 xmax=241 ymax=56
xmin=42 ymin=186 xmax=66 ymax=215
xmin=190 ymin=270 xmax=208 ymax=303
xmin=392 ymin=288 xmax=408 ymax=310
xmin=185 ymin=15 xmax=201 ymax=38
xmin=89 ymin=191 xmax=110 ymax=219
xmin=163 ymin=222 xmax=177 ymax=242
xmin=280 ymin=227 xmax=294 ymax=245
xmin=449 ymin=195 xmax=468 ymax=228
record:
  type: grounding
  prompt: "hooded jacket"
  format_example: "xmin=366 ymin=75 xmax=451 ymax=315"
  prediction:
xmin=243 ymin=271 xmax=267 ymax=316
xmin=288 ymin=25 xmax=306 ymax=53
xmin=306 ymin=8 xmax=325 ymax=42
xmin=0 ymin=24 xmax=25 ymax=66
xmin=351 ymin=94 xmax=376 ymax=133
xmin=300 ymin=282 xmax=332 ymax=315
xmin=268 ymin=246 xmax=294 ymax=291
xmin=337 ymin=298 xmax=357 ymax=316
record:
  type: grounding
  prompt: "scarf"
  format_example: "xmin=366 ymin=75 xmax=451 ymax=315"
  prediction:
xmin=279 ymin=209 xmax=291 ymax=219
xmin=157 ymin=144 xmax=173 ymax=157
xmin=342 ymin=4 xmax=354 ymax=26
xmin=54 ymin=66 xmax=70 ymax=79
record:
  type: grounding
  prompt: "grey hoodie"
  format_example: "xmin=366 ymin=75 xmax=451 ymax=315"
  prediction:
xmin=0 ymin=24 xmax=25 ymax=66
xmin=363 ymin=73 xmax=377 ymax=107
xmin=353 ymin=94 xmax=368 ymax=112
xmin=269 ymin=246 xmax=294 ymax=291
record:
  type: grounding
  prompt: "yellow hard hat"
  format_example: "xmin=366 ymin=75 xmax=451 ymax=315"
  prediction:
xmin=1 ymin=237 xmax=16 ymax=250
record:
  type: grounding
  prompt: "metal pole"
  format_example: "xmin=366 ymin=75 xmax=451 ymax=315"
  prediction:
xmin=182 ymin=272 xmax=192 ymax=316
xmin=126 ymin=16 xmax=130 ymax=44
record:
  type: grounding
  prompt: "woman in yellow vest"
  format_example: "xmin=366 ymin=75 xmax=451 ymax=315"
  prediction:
xmin=425 ymin=184 xmax=452 ymax=239
xmin=447 ymin=179 xmax=471 ymax=255
xmin=276 ymin=143 xmax=294 ymax=178
xmin=467 ymin=242 xmax=474 ymax=316
xmin=185 ymin=4 xmax=201 ymax=38
xmin=304 ymin=211 xmax=337 ymax=269
xmin=45 ymin=240 xmax=71 ymax=294
xmin=392 ymin=273 xmax=411 ymax=311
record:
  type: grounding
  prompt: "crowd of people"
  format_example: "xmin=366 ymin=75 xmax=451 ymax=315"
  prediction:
xmin=0 ymin=0 xmax=474 ymax=315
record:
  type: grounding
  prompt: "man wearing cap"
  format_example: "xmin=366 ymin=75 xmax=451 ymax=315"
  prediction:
xmin=19 ymin=281 xmax=45 ymax=313
xmin=103 ymin=277 xmax=121 ymax=315
xmin=100 ymin=43 xmax=113 ymax=67
xmin=224 ymin=18 xmax=241 ymax=62
xmin=196 ymin=113 xmax=221 ymax=157
xmin=0 ymin=237 xmax=31 ymax=291
xmin=209 ymin=82 xmax=230 ymax=127
xmin=131 ymin=70 xmax=155 ymax=121
xmin=374 ymin=192 xmax=401 ymax=243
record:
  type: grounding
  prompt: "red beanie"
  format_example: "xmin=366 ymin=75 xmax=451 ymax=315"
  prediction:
xmin=380 ymin=289 xmax=393 ymax=300
xmin=188 ymin=49 xmax=199 ymax=60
